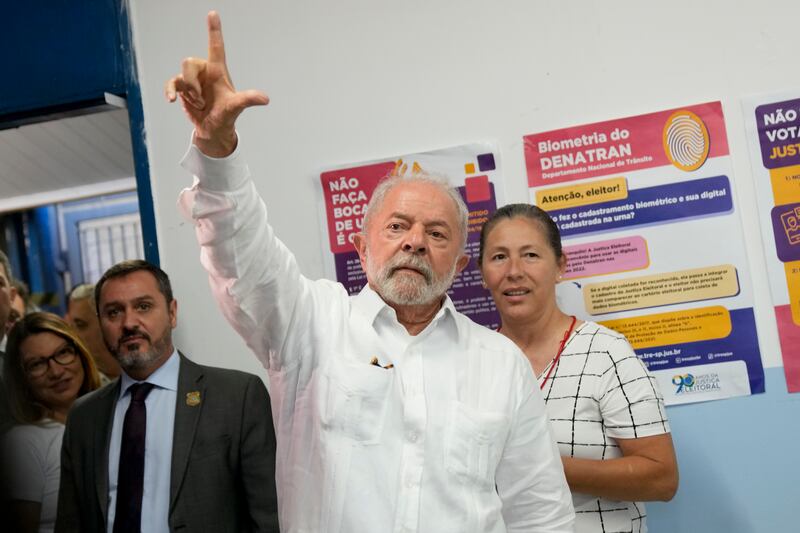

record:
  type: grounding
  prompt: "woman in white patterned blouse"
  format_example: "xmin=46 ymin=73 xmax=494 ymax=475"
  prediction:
xmin=479 ymin=203 xmax=678 ymax=533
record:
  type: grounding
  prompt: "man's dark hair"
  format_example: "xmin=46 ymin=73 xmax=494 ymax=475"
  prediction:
xmin=95 ymin=260 xmax=174 ymax=313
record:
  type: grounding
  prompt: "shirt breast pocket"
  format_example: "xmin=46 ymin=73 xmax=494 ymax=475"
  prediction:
xmin=318 ymin=357 xmax=393 ymax=444
xmin=444 ymin=401 xmax=511 ymax=488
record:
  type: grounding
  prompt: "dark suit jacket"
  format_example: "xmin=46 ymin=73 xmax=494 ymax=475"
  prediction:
xmin=55 ymin=353 xmax=279 ymax=532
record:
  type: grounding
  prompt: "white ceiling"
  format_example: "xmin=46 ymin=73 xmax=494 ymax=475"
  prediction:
xmin=0 ymin=108 xmax=137 ymax=214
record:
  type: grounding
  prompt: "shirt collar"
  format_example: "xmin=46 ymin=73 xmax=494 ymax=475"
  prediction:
xmin=119 ymin=349 xmax=180 ymax=397
xmin=353 ymin=284 xmax=458 ymax=333
xmin=438 ymin=294 xmax=462 ymax=337
xmin=352 ymin=284 xmax=389 ymax=325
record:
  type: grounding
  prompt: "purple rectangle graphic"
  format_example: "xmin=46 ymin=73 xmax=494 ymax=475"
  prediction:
xmin=755 ymin=98 xmax=800 ymax=169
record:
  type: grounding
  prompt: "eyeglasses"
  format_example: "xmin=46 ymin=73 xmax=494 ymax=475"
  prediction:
xmin=23 ymin=343 xmax=78 ymax=378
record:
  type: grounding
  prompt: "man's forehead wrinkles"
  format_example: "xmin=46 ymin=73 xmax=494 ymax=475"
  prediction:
xmin=426 ymin=219 xmax=452 ymax=228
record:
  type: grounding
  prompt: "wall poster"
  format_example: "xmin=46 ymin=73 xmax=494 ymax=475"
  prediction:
xmin=523 ymin=102 xmax=765 ymax=405
xmin=742 ymin=91 xmax=800 ymax=393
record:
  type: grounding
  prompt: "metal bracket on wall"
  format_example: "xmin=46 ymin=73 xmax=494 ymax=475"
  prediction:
xmin=0 ymin=92 xmax=127 ymax=131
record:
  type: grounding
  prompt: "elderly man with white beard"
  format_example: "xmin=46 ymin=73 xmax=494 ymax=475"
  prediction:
xmin=168 ymin=11 xmax=574 ymax=533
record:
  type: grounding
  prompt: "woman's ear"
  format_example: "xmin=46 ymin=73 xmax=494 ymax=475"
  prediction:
xmin=558 ymin=253 xmax=568 ymax=280
xmin=477 ymin=261 xmax=488 ymax=289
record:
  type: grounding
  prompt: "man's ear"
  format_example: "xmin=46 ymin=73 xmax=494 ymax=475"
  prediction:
xmin=169 ymin=298 xmax=178 ymax=328
xmin=455 ymin=253 xmax=470 ymax=274
xmin=352 ymin=233 xmax=368 ymax=272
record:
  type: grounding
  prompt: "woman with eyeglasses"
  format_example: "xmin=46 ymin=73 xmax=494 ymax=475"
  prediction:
xmin=2 ymin=312 xmax=100 ymax=533
xmin=479 ymin=204 xmax=678 ymax=533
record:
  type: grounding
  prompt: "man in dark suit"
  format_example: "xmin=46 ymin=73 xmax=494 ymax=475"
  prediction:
xmin=56 ymin=260 xmax=279 ymax=532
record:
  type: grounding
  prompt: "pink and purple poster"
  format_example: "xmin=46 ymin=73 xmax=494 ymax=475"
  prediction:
xmin=743 ymin=92 xmax=800 ymax=393
xmin=524 ymin=102 xmax=765 ymax=405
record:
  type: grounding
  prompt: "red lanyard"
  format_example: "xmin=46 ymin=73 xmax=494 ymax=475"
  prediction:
xmin=539 ymin=315 xmax=577 ymax=390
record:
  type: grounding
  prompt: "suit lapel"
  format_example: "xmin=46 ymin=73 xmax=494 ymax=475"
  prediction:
xmin=95 ymin=380 xmax=121 ymax=524
xmin=169 ymin=353 xmax=205 ymax=511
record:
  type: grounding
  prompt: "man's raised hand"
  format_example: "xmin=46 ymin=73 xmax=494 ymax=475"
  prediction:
xmin=165 ymin=11 xmax=269 ymax=157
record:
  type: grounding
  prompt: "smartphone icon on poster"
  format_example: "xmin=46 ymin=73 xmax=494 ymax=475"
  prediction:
xmin=780 ymin=206 xmax=800 ymax=245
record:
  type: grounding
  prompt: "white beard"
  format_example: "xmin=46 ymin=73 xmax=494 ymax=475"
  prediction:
xmin=367 ymin=251 xmax=458 ymax=306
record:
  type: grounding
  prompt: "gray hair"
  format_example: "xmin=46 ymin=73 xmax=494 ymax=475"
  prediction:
xmin=362 ymin=174 xmax=469 ymax=249
xmin=68 ymin=283 xmax=95 ymax=302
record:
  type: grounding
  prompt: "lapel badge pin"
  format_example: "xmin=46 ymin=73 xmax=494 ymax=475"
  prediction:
xmin=186 ymin=391 xmax=201 ymax=407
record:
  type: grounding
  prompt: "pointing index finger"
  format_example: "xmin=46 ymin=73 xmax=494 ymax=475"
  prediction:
xmin=207 ymin=11 xmax=226 ymax=65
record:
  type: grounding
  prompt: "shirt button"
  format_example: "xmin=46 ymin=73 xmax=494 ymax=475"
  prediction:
xmin=408 ymin=432 xmax=418 ymax=442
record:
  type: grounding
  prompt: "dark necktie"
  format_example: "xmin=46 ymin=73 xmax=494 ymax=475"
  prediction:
xmin=113 ymin=382 xmax=155 ymax=533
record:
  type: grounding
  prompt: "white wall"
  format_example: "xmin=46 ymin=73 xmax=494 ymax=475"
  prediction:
xmin=129 ymin=1 xmax=800 ymax=531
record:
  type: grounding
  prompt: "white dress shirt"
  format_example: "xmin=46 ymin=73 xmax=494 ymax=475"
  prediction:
xmin=178 ymin=142 xmax=574 ymax=533
xmin=107 ymin=350 xmax=179 ymax=533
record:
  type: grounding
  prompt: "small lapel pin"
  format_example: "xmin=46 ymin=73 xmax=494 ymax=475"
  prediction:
xmin=185 ymin=391 xmax=201 ymax=407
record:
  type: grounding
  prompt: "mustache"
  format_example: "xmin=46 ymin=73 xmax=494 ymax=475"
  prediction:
xmin=119 ymin=329 xmax=151 ymax=345
xmin=386 ymin=253 xmax=433 ymax=283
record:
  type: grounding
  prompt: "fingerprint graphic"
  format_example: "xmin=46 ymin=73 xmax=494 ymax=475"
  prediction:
xmin=662 ymin=111 xmax=710 ymax=171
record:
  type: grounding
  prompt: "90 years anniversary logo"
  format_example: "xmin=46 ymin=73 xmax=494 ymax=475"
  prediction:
xmin=672 ymin=372 xmax=721 ymax=394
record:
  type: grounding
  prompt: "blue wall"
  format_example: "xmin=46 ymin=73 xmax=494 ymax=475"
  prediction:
xmin=2 ymin=0 xmax=125 ymax=116
xmin=649 ymin=367 xmax=799 ymax=532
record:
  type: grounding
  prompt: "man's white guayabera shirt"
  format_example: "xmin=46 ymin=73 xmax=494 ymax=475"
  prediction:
xmin=178 ymin=141 xmax=575 ymax=533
